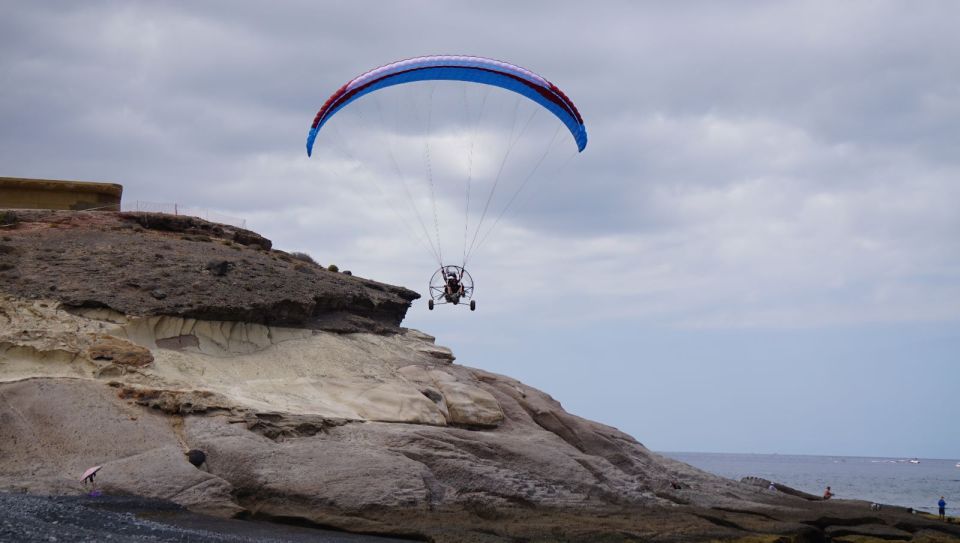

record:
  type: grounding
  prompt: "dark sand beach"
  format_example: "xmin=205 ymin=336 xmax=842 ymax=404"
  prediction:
xmin=0 ymin=493 xmax=412 ymax=543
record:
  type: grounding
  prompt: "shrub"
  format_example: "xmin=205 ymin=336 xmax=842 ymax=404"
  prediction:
xmin=327 ymin=264 xmax=339 ymax=272
xmin=0 ymin=211 xmax=19 ymax=227
xmin=294 ymin=263 xmax=314 ymax=274
xmin=290 ymin=252 xmax=317 ymax=265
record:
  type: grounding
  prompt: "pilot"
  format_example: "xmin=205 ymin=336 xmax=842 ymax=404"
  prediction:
xmin=444 ymin=269 xmax=464 ymax=302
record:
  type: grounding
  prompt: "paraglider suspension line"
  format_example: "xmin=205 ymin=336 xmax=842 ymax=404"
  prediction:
xmin=424 ymin=84 xmax=443 ymax=265
xmin=336 ymin=101 xmax=443 ymax=267
xmin=463 ymin=86 xmax=489 ymax=268
xmin=472 ymin=123 xmax=565 ymax=256
xmin=465 ymin=102 xmax=539 ymax=264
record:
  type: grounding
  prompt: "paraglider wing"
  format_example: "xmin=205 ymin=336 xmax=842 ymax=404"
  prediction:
xmin=306 ymin=55 xmax=587 ymax=156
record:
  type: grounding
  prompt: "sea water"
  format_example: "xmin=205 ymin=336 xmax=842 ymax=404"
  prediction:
xmin=664 ymin=452 xmax=960 ymax=514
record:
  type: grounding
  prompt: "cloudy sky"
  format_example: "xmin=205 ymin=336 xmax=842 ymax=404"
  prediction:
xmin=3 ymin=1 xmax=958 ymax=458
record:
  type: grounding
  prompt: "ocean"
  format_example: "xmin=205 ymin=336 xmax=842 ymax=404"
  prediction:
xmin=664 ymin=452 xmax=960 ymax=514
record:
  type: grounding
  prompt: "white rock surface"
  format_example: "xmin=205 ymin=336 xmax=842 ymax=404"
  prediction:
xmin=1 ymin=297 xmax=469 ymax=426
xmin=0 ymin=295 xmax=753 ymax=538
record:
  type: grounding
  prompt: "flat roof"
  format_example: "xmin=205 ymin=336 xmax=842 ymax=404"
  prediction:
xmin=0 ymin=176 xmax=123 ymax=197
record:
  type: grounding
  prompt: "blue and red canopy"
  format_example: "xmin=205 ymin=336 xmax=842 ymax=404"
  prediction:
xmin=306 ymin=55 xmax=587 ymax=156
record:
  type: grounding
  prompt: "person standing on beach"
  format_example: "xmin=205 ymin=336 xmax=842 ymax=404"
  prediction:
xmin=939 ymin=496 xmax=947 ymax=520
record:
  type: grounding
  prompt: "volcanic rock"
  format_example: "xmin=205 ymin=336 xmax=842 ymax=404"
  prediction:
xmin=0 ymin=210 xmax=417 ymax=333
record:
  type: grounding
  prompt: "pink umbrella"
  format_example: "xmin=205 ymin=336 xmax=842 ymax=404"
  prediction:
xmin=80 ymin=465 xmax=102 ymax=484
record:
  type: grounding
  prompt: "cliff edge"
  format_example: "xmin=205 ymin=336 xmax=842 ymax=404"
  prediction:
xmin=0 ymin=210 xmax=417 ymax=333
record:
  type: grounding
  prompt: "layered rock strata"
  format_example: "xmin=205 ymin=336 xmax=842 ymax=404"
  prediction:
xmin=0 ymin=210 xmax=417 ymax=333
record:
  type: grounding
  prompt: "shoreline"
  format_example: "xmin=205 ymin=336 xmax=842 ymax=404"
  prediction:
xmin=665 ymin=451 xmax=960 ymax=514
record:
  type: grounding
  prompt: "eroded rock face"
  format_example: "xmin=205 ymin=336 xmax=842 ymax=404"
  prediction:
xmin=0 ymin=297 xmax=460 ymax=426
xmin=0 ymin=294 xmax=753 ymax=540
xmin=0 ymin=379 xmax=242 ymax=518
xmin=7 ymin=358 xmax=951 ymax=543
xmin=0 ymin=210 xmax=418 ymax=333
xmin=398 ymin=365 xmax=504 ymax=427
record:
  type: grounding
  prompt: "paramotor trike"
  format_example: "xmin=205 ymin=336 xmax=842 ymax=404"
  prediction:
xmin=427 ymin=266 xmax=476 ymax=311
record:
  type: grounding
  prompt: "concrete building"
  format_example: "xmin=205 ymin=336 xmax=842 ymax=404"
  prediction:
xmin=0 ymin=177 xmax=122 ymax=211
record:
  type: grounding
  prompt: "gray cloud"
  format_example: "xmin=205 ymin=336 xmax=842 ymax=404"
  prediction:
xmin=3 ymin=1 xmax=958 ymax=323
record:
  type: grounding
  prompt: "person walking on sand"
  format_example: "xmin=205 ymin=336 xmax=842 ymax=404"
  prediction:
xmin=939 ymin=496 xmax=947 ymax=521
xmin=823 ymin=486 xmax=834 ymax=500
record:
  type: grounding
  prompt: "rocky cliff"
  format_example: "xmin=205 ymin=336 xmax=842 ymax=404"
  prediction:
xmin=1 ymin=210 xmax=957 ymax=542
xmin=0 ymin=210 xmax=417 ymax=333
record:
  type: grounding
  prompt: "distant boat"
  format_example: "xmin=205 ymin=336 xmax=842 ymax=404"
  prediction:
xmin=955 ymin=462 xmax=960 ymax=468
xmin=908 ymin=459 xmax=920 ymax=464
